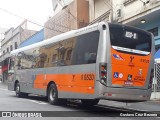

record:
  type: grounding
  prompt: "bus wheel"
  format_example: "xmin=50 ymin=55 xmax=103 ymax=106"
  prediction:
xmin=15 ymin=83 xmax=28 ymax=97
xmin=81 ymin=99 xmax=99 ymax=106
xmin=48 ymin=83 xmax=59 ymax=105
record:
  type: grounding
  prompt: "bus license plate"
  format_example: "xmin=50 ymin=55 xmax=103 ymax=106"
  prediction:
xmin=124 ymin=81 xmax=133 ymax=86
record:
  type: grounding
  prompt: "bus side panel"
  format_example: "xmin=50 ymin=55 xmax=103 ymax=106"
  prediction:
xmin=14 ymin=69 xmax=45 ymax=96
xmin=35 ymin=73 xmax=95 ymax=94
xmin=15 ymin=70 xmax=34 ymax=94
xmin=17 ymin=64 xmax=97 ymax=99
xmin=8 ymin=74 xmax=15 ymax=91
xmin=47 ymin=64 xmax=96 ymax=99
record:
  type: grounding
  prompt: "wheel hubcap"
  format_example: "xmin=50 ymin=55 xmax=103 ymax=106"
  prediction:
xmin=16 ymin=85 xmax=20 ymax=95
xmin=49 ymin=88 xmax=55 ymax=101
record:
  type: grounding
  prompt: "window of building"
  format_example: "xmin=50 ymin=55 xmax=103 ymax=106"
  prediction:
xmin=7 ymin=48 xmax=9 ymax=52
xmin=53 ymin=0 xmax=58 ymax=11
xmin=148 ymin=27 xmax=158 ymax=37
xmin=10 ymin=45 xmax=13 ymax=51
xmin=15 ymin=42 xmax=18 ymax=49
xmin=123 ymin=0 xmax=136 ymax=6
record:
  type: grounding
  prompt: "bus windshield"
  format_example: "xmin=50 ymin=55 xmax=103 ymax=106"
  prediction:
xmin=109 ymin=23 xmax=152 ymax=55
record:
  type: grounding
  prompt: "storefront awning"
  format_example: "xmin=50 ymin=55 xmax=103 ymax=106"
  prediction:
xmin=2 ymin=65 xmax=8 ymax=72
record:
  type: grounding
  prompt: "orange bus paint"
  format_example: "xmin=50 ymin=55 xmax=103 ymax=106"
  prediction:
xmin=34 ymin=73 xmax=95 ymax=94
xmin=111 ymin=48 xmax=150 ymax=87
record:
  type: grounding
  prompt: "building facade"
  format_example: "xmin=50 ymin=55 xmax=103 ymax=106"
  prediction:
xmin=89 ymin=0 xmax=112 ymax=24
xmin=19 ymin=29 xmax=44 ymax=48
xmin=88 ymin=0 xmax=160 ymax=50
xmin=0 ymin=27 xmax=8 ymax=81
xmin=112 ymin=0 xmax=160 ymax=50
xmin=45 ymin=0 xmax=89 ymax=39
xmin=52 ymin=0 xmax=74 ymax=16
xmin=0 ymin=20 xmax=37 ymax=82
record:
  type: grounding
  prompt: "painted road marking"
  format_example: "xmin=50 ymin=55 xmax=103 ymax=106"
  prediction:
xmin=28 ymin=100 xmax=48 ymax=105
xmin=0 ymin=88 xmax=48 ymax=105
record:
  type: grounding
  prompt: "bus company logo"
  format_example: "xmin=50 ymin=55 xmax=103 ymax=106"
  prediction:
xmin=112 ymin=54 xmax=124 ymax=61
xmin=130 ymin=56 xmax=134 ymax=63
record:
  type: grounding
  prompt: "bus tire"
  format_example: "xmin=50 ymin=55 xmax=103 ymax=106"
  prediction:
xmin=48 ymin=83 xmax=59 ymax=105
xmin=81 ymin=99 xmax=99 ymax=106
xmin=15 ymin=83 xmax=28 ymax=98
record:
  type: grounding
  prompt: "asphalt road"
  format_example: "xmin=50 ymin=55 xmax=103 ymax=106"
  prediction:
xmin=0 ymin=87 xmax=159 ymax=120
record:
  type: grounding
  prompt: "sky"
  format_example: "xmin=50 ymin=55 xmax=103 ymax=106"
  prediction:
xmin=0 ymin=0 xmax=53 ymax=30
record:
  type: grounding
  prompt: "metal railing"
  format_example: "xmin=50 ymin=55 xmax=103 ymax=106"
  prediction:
xmin=154 ymin=62 xmax=160 ymax=92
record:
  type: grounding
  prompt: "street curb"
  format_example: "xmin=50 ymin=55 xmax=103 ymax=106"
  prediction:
xmin=149 ymin=99 xmax=160 ymax=102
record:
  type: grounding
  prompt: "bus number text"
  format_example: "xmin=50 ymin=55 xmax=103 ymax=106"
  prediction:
xmin=81 ymin=74 xmax=95 ymax=80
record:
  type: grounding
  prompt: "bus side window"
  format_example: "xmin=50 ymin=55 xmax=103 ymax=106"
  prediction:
xmin=87 ymin=53 xmax=96 ymax=64
xmin=72 ymin=31 xmax=99 ymax=65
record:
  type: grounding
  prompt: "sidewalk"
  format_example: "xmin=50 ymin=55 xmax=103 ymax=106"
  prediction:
xmin=151 ymin=92 xmax=160 ymax=100
xmin=0 ymin=82 xmax=8 ymax=89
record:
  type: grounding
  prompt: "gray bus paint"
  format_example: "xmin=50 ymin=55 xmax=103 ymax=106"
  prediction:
xmin=8 ymin=22 xmax=154 ymax=101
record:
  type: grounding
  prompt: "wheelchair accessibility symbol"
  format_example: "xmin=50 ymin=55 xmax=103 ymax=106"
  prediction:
xmin=113 ymin=72 xmax=119 ymax=78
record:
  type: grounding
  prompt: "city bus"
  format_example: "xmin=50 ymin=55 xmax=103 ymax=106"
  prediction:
xmin=8 ymin=22 xmax=155 ymax=106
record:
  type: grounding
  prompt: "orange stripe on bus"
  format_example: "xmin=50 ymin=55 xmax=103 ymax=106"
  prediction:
xmin=34 ymin=73 xmax=95 ymax=94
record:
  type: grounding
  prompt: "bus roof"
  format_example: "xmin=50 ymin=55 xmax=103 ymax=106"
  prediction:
xmin=10 ymin=22 xmax=105 ymax=55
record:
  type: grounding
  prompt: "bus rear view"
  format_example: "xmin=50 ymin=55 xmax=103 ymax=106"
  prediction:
xmin=98 ymin=23 xmax=154 ymax=102
xmin=8 ymin=22 xmax=154 ymax=106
